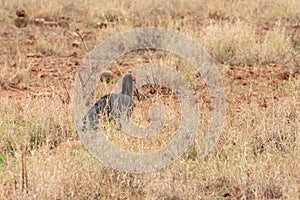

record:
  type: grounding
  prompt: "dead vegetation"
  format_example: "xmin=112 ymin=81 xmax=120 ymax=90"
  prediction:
xmin=0 ymin=0 xmax=300 ymax=199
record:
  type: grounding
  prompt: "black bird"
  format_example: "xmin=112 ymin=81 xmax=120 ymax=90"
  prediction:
xmin=82 ymin=73 xmax=140 ymax=130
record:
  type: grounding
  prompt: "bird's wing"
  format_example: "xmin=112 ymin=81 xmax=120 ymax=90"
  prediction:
xmin=82 ymin=94 xmax=110 ymax=131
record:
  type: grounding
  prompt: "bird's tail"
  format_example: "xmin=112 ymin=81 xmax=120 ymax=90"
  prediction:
xmin=82 ymin=95 xmax=109 ymax=131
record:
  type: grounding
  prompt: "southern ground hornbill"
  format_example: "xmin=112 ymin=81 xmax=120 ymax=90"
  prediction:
xmin=82 ymin=72 xmax=140 ymax=130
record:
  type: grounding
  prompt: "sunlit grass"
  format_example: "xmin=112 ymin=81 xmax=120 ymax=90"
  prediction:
xmin=0 ymin=0 xmax=299 ymax=199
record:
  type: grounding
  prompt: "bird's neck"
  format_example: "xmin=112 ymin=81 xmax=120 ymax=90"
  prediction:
xmin=121 ymin=78 xmax=133 ymax=97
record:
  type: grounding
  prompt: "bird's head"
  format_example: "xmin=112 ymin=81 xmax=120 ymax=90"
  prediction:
xmin=131 ymin=75 xmax=140 ymax=101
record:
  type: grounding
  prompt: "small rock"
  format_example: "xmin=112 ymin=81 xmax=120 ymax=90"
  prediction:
xmin=27 ymin=35 xmax=35 ymax=40
xmin=276 ymin=71 xmax=291 ymax=80
xmin=15 ymin=9 xmax=28 ymax=28
xmin=30 ymin=65 xmax=39 ymax=72
xmin=27 ymin=52 xmax=43 ymax=58
xmin=58 ymin=20 xmax=69 ymax=29
xmin=292 ymin=23 xmax=300 ymax=29
xmin=24 ymin=39 xmax=34 ymax=45
xmin=250 ymin=68 xmax=260 ymax=76
xmin=43 ymin=21 xmax=58 ymax=27
xmin=233 ymin=70 xmax=245 ymax=79
xmin=95 ymin=21 xmax=108 ymax=29
xmin=100 ymin=70 xmax=113 ymax=83
xmin=275 ymin=64 xmax=283 ymax=71
xmin=37 ymin=71 xmax=46 ymax=78
xmin=34 ymin=18 xmax=46 ymax=25
xmin=74 ymin=59 xmax=82 ymax=66
xmin=16 ymin=9 xmax=26 ymax=17
xmin=68 ymin=51 xmax=77 ymax=57
xmin=261 ymin=25 xmax=269 ymax=31
xmin=270 ymin=79 xmax=278 ymax=86
xmin=52 ymin=72 xmax=60 ymax=77
xmin=262 ymin=68 xmax=272 ymax=74
xmin=72 ymin=40 xmax=81 ymax=48
xmin=238 ymin=79 xmax=248 ymax=85
xmin=269 ymin=63 xmax=283 ymax=71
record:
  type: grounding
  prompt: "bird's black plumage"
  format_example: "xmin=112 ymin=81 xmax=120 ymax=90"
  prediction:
xmin=82 ymin=73 xmax=139 ymax=130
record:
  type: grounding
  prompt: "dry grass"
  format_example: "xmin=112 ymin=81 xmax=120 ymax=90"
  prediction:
xmin=0 ymin=0 xmax=300 ymax=199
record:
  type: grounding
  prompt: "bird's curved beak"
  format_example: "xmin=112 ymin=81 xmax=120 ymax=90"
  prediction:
xmin=133 ymin=81 xmax=140 ymax=101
